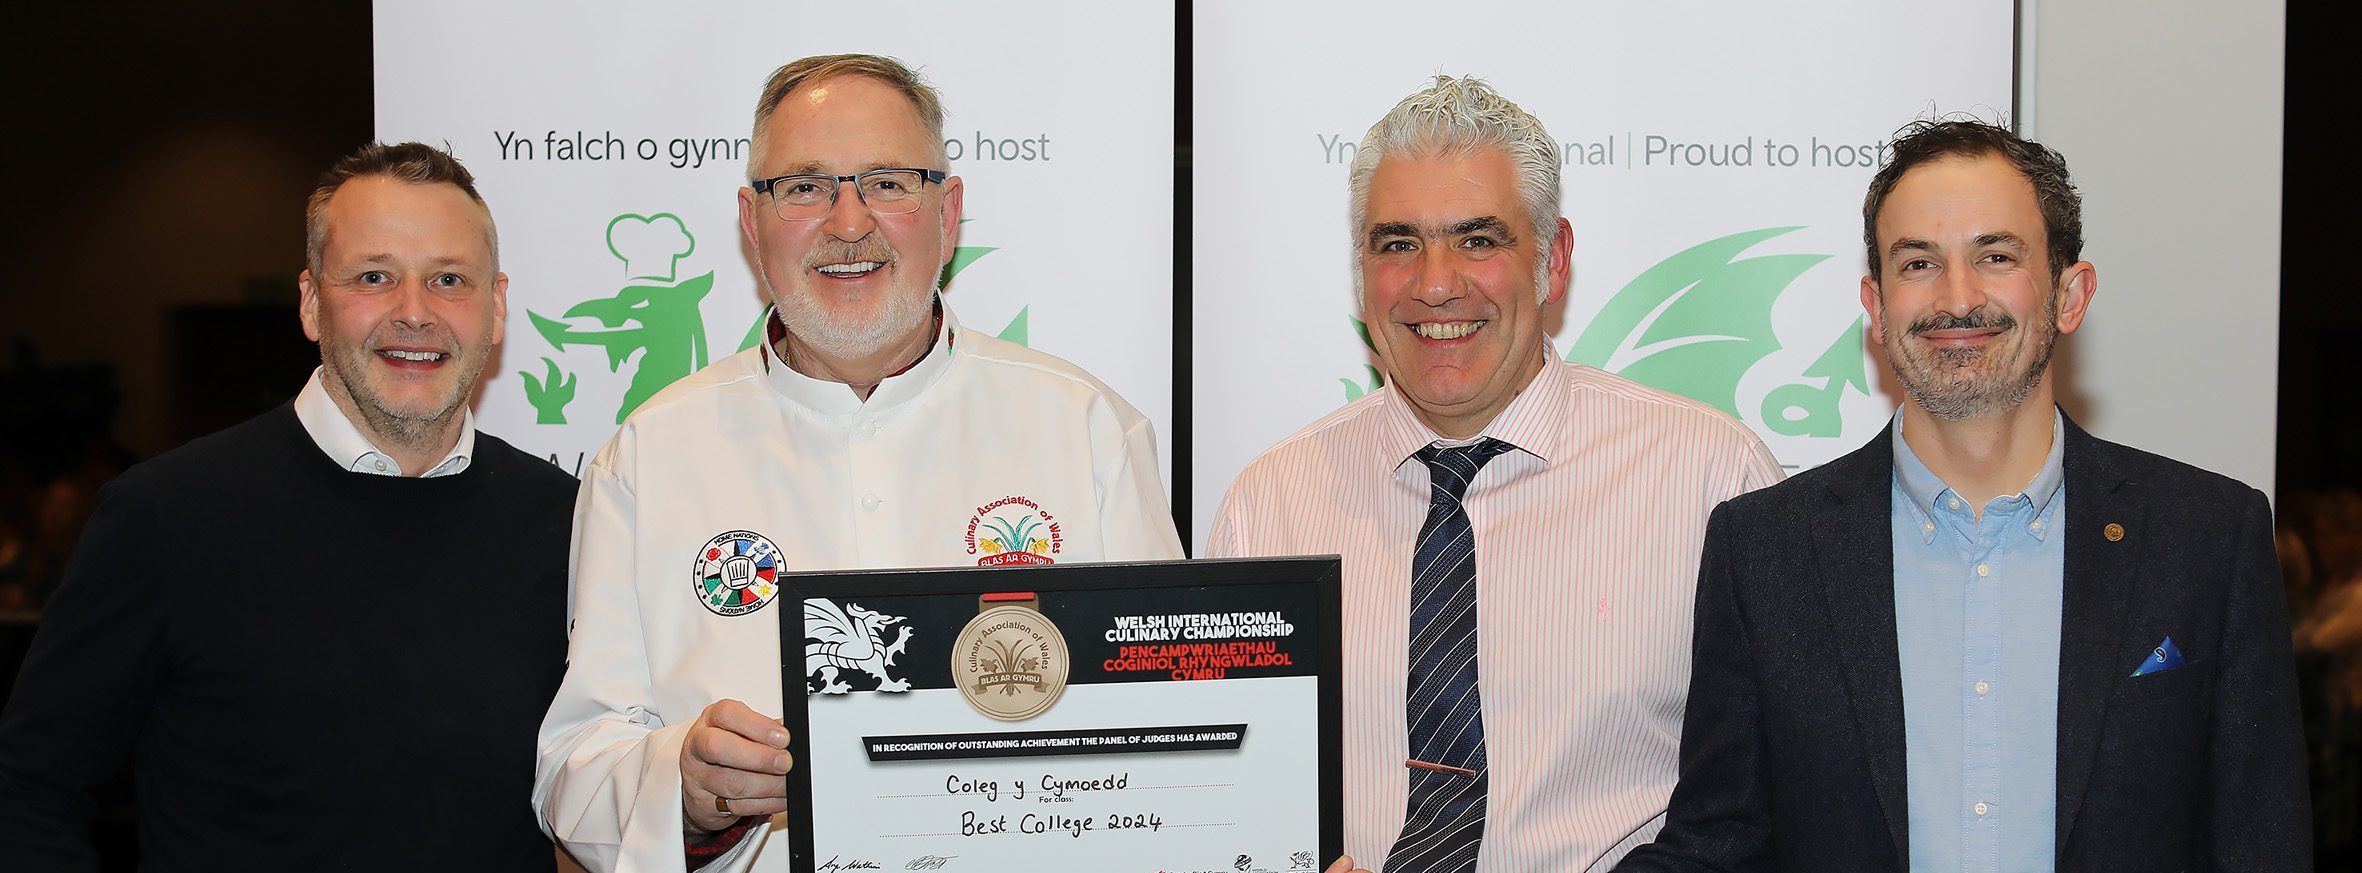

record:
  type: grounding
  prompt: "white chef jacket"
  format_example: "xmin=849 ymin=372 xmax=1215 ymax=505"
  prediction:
xmin=534 ymin=308 xmax=1184 ymax=872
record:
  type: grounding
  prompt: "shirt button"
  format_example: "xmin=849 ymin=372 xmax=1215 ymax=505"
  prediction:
xmin=861 ymin=494 xmax=882 ymax=511
xmin=1974 ymin=801 xmax=1989 ymax=816
xmin=2029 ymin=520 xmax=2043 ymax=531
xmin=1948 ymin=497 xmax=1962 ymax=510
xmin=1976 ymin=563 xmax=1990 ymax=578
xmin=1921 ymin=522 xmax=1935 ymax=535
xmin=1975 ymin=681 xmax=1989 ymax=696
xmin=372 ymin=459 xmax=387 ymax=472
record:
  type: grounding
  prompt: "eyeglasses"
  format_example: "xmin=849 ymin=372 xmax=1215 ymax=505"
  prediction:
xmin=750 ymin=168 xmax=947 ymax=221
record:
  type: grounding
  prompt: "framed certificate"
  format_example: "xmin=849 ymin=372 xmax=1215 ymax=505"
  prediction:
xmin=778 ymin=557 xmax=1342 ymax=873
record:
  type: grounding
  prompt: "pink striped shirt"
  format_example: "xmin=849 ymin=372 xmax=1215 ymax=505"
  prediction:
xmin=1207 ymin=352 xmax=1784 ymax=872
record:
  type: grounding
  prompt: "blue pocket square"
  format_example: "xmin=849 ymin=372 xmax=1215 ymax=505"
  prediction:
xmin=2130 ymin=636 xmax=2186 ymax=677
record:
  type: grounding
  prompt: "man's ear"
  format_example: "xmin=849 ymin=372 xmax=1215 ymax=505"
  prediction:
xmin=299 ymin=269 xmax=323 ymax=341
xmin=1858 ymin=275 xmax=1885 ymax=345
xmin=737 ymin=186 xmax=765 ymax=266
xmin=1543 ymin=216 xmax=1573 ymax=305
xmin=2053 ymin=261 xmax=2097 ymax=335
xmin=937 ymin=175 xmax=966 ymax=268
xmin=491 ymin=272 xmax=510 ymax=343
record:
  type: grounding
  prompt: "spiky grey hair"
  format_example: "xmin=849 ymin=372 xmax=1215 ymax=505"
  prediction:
xmin=1348 ymin=75 xmax=1562 ymax=303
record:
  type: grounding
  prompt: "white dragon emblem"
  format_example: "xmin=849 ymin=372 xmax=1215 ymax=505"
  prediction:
xmin=804 ymin=599 xmax=913 ymax=694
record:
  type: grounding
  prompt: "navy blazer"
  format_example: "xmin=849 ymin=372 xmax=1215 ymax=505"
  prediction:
xmin=1619 ymin=416 xmax=2309 ymax=872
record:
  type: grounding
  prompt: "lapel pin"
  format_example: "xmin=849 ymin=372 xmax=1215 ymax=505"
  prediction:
xmin=2104 ymin=523 xmax=2125 ymax=542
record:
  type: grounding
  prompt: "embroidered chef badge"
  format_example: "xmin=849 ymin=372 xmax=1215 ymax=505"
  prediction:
xmin=694 ymin=530 xmax=782 ymax=617
xmin=963 ymin=496 xmax=1063 ymax=567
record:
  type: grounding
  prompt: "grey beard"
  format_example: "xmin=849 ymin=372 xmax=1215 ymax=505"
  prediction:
xmin=1886 ymin=298 xmax=2060 ymax=422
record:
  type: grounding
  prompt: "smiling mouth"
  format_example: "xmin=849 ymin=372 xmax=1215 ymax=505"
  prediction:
xmin=1914 ymin=327 xmax=2006 ymax=344
xmin=1909 ymin=311 xmax=2015 ymax=341
xmin=816 ymin=261 xmax=884 ymax=278
xmin=1412 ymin=320 xmax=1486 ymax=340
xmin=378 ymin=349 xmax=447 ymax=363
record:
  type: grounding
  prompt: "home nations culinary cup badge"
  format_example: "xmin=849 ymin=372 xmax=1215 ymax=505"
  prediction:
xmin=694 ymin=530 xmax=782 ymax=617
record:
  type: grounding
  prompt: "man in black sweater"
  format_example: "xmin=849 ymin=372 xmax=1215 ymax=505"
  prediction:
xmin=0 ymin=142 xmax=578 ymax=870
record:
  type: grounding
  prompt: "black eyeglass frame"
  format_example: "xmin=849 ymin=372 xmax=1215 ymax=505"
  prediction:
xmin=749 ymin=168 xmax=949 ymax=216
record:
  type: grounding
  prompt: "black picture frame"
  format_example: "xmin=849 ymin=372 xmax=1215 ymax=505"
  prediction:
xmin=776 ymin=555 xmax=1342 ymax=873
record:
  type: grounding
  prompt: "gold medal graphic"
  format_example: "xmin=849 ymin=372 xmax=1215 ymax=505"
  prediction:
xmin=952 ymin=598 xmax=1069 ymax=721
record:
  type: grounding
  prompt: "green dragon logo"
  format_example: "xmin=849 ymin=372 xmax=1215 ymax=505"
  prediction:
xmin=1564 ymin=226 xmax=1824 ymax=418
xmin=522 ymin=214 xmax=1021 ymax=426
xmin=1339 ymin=225 xmax=1869 ymax=439
xmin=521 ymin=214 xmax=712 ymax=424
xmin=1759 ymin=316 xmax=1867 ymax=438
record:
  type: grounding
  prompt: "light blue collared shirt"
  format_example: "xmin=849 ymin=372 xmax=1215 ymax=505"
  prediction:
xmin=1891 ymin=410 xmax=2066 ymax=873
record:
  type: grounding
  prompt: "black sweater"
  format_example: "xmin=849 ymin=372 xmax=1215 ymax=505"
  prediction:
xmin=0 ymin=404 xmax=577 ymax=871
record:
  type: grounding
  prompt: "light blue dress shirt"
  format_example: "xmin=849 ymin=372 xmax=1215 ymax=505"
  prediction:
xmin=1891 ymin=411 xmax=2066 ymax=873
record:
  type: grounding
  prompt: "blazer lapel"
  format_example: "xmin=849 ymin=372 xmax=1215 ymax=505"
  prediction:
xmin=1809 ymin=430 xmax=1913 ymax=865
xmin=2053 ymin=417 xmax=2142 ymax=856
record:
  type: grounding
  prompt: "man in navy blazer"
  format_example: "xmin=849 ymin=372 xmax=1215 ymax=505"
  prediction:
xmin=1618 ymin=119 xmax=2310 ymax=872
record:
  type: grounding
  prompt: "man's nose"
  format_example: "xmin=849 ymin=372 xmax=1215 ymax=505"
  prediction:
xmin=390 ymin=275 xmax=436 ymax=329
xmin=1410 ymin=246 xmax=1465 ymax=306
xmin=1931 ymin=263 xmax=1984 ymax=316
xmin=820 ymin=179 xmax=880 ymax=242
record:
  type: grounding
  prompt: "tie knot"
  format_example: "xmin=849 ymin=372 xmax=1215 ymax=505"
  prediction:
xmin=1415 ymin=438 xmax=1513 ymax=501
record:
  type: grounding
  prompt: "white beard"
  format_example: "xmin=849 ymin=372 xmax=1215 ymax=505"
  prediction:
xmin=773 ymin=272 xmax=939 ymax=360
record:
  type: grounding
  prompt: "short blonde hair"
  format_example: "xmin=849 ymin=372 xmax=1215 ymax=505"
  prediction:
xmin=305 ymin=141 xmax=495 ymax=274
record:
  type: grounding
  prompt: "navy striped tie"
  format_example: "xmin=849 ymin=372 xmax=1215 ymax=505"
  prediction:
xmin=1387 ymin=438 xmax=1513 ymax=873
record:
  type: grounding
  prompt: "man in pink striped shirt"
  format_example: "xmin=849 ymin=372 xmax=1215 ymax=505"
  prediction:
xmin=1207 ymin=76 xmax=1784 ymax=873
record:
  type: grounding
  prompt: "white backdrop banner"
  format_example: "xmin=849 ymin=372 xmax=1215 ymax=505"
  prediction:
xmin=375 ymin=1 xmax=1175 ymax=485
xmin=1191 ymin=0 xmax=2014 ymax=549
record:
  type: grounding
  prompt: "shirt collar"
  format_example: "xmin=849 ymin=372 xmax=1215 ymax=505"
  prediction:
xmin=292 ymin=368 xmax=474 ymax=478
xmin=760 ymin=298 xmax=958 ymax=418
xmin=1378 ymin=340 xmax=1565 ymax=476
xmin=1889 ymin=407 xmax=2066 ymax=530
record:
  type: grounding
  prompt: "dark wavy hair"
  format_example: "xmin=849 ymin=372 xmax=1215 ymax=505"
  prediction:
xmin=1863 ymin=118 xmax=2082 ymax=282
